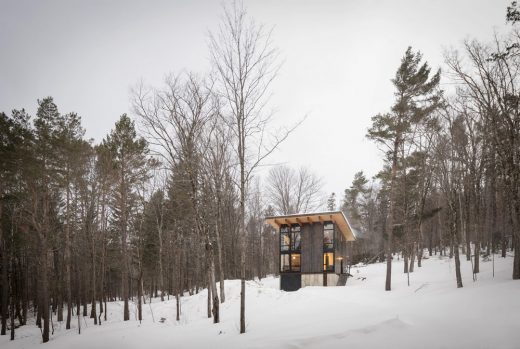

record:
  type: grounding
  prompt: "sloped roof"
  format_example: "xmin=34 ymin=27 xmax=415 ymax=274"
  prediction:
xmin=265 ymin=211 xmax=356 ymax=241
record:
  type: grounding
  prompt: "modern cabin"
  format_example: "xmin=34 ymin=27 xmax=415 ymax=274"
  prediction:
xmin=265 ymin=211 xmax=357 ymax=291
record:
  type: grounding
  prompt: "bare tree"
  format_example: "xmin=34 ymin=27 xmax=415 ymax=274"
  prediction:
xmin=209 ymin=1 xmax=298 ymax=333
xmin=133 ymin=73 xmax=221 ymax=323
xmin=266 ymin=165 xmax=324 ymax=214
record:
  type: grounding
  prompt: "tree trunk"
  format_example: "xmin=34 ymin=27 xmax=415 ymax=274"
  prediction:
xmin=206 ymin=242 xmax=220 ymax=323
xmin=1 ymin=216 xmax=8 ymax=336
xmin=451 ymin=200 xmax=463 ymax=288
xmin=175 ymin=293 xmax=180 ymax=321
xmin=409 ymin=242 xmax=416 ymax=272
xmin=206 ymin=268 xmax=211 ymax=319
xmin=385 ymin=138 xmax=400 ymax=291
xmin=137 ymin=271 xmax=143 ymax=323
xmin=512 ymin=193 xmax=520 ymax=279
xmin=239 ymin=164 xmax=247 ymax=333
xmin=40 ymin=236 xmax=50 ymax=342
xmin=473 ymin=240 xmax=480 ymax=274
xmin=64 ymin=186 xmax=72 ymax=330
xmin=215 ymin=216 xmax=225 ymax=303
xmin=158 ymin=225 xmax=164 ymax=302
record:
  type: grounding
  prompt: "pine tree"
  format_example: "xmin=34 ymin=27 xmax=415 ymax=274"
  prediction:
xmin=100 ymin=114 xmax=151 ymax=321
xmin=367 ymin=47 xmax=442 ymax=291
xmin=327 ymin=193 xmax=336 ymax=211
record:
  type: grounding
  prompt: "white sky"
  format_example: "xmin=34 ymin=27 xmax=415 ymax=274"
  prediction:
xmin=0 ymin=0 xmax=510 ymax=203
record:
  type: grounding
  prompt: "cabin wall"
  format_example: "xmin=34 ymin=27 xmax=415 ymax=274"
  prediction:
xmin=301 ymin=222 xmax=323 ymax=273
xmin=301 ymin=273 xmax=340 ymax=287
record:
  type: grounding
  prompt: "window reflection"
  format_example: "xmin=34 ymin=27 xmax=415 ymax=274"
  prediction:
xmin=291 ymin=232 xmax=301 ymax=251
xmin=324 ymin=222 xmax=334 ymax=251
xmin=281 ymin=232 xmax=290 ymax=251
xmin=281 ymin=254 xmax=290 ymax=272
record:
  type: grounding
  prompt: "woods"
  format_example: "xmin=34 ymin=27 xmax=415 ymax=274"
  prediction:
xmin=343 ymin=10 xmax=520 ymax=290
xmin=1 ymin=1 xmax=520 ymax=346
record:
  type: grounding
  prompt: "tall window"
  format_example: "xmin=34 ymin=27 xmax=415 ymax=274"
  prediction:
xmin=323 ymin=222 xmax=334 ymax=272
xmin=323 ymin=222 xmax=334 ymax=250
xmin=280 ymin=224 xmax=301 ymax=272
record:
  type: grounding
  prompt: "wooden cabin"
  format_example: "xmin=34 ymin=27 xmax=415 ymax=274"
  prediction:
xmin=265 ymin=211 xmax=356 ymax=291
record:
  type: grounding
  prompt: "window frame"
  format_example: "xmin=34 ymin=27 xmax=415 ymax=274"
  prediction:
xmin=323 ymin=221 xmax=334 ymax=251
xmin=323 ymin=221 xmax=335 ymax=272
xmin=279 ymin=224 xmax=302 ymax=273
xmin=290 ymin=225 xmax=301 ymax=252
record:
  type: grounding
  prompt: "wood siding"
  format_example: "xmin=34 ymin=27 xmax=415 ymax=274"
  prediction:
xmin=301 ymin=222 xmax=323 ymax=273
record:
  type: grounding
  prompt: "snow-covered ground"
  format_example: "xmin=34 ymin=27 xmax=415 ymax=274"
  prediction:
xmin=2 ymin=253 xmax=520 ymax=348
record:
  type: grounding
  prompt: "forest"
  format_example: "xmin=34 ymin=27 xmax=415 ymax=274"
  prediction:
xmin=1 ymin=1 xmax=520 ymax=346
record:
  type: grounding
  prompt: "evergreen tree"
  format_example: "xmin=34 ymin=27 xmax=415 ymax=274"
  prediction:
xmin=100 ymin=114 xmax=151 ymax=321
xmin=367 ymin=47 xmax=442 ymax=291
xmin=327 ymin=192 xmax=336 ymax=211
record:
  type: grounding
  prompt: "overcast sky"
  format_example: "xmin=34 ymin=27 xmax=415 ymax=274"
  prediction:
xmin=0 ymin=0 xmax=511 ymax=203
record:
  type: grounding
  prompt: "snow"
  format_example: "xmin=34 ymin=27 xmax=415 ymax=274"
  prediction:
xmin=2 ymin=253 xmax=520 ymax=348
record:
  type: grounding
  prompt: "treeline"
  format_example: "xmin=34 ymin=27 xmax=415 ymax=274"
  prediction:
xmin=0 ymin=97 xmax=279 ymax=341
xmin=0 ymin=2 xmax=285 ymax=343
xmin=340 ymin=6 xmax=520 ymax=289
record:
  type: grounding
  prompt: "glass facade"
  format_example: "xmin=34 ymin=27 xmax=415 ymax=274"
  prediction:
xmin=279 ymin=221 xmax=336 ymax=273
xmin=280 ymin=224 xmax=301 ymax=272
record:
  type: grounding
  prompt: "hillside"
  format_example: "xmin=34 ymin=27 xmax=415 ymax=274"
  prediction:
xmin=2 ymin=253 xmax=519 ymax=349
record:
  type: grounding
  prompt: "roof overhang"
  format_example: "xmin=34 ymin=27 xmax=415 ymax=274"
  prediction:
xmin=265 ymin=211 xmax=356 ymax=241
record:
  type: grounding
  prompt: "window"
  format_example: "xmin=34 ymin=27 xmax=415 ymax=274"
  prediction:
xmin=281 ymin=254 xmax=290 ymax=272
xmin=291 ymin=225 xmax=301 ymax=251
xmin=323 ymin=252 xmax=334 ymax=272
xmin=291 ymin=253 xmax=301 ymax=272
xmin=324 ymin=222 xmax=334 ymax=250
xmin=280 ymin=225 xmax=302 ymax=273
xmin=280 ymin=225 xmax=290 ymax=252
xmin=281 ymin=232 xmax=290 ymax=251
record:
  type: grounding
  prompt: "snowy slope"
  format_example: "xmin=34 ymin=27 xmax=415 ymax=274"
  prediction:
xmin=2 ymin=253 xmax=519 ymax=349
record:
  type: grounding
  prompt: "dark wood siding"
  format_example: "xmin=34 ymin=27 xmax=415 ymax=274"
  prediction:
xmin=301 ymin=222 xmax=323 ymax=273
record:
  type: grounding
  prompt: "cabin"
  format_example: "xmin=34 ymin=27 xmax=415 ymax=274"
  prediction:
xmin=265 ymin=211 xmax=357 ymax=291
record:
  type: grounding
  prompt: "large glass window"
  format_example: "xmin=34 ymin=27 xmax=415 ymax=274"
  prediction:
xmin=323 ymin=222 xmax=334 ymax=251
xmin=280 ymin=225 xmax=302 ymax=272
xmin=323 ymin=252 xmax=334 ymax=272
